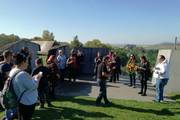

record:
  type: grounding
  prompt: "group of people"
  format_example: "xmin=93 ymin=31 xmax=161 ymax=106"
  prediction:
xmin=126 ymin=54 xmax=152 ymax=96
xmin=0 ymin=49 xmax=42 ymax=120
xmin=0 ymin=47 xmax=169 ymax=119
xmin=94 ymin=51 xmax=121 ymax=83
xmin=95 ymin=51 xmax=169 ymax=106
xmin=0 ymin=47 xmax=84 ymax=120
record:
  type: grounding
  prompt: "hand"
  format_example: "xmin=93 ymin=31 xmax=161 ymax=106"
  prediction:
xmin=33 ymin=73 xmax=42 ymax=82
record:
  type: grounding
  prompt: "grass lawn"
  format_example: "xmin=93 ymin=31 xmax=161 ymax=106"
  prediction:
xmin=1 ymin=96 xmax=179 ymax=120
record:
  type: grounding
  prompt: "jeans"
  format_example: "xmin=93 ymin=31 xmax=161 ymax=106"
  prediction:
xmin=96 ymin=79 xmax=109 ymax=104
xmin=156 ymin=78 xmax=168 ymax=101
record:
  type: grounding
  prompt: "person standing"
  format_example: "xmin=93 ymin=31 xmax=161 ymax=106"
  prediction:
xmin=11 ymin=53 xmax=41 ymax=120
xmin=154 ymin=55 xmax=169 ymax=102
xmin=94 ymin=51 xmax=102 ymax=80
xmin=47 ymin=55 xmax=60 ymax=99
xmin=57 ymin=50 xmax=67 ymax=82
xmin=96 ymin=56 xmax=112 ymax=106
xmin=137 ymin=56 xmax=151 ymax=96
xmin=32 ymin=58 xmax=52 ymax=108
xmin=0 ymin=50 xmax=13 ymax=111
xmin=66 ymin=52 xmax=78 ymax=82
xmin=0 ymin=50 xmax=13 ymax=91
xmin=126 ymin=54 xmax=137 ymax=88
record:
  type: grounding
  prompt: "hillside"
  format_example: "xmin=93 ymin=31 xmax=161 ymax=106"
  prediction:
xmin=0 ymin=39 xmax=19 ymax=48
xmin=142 ymin=43 xmax=180 ymax=50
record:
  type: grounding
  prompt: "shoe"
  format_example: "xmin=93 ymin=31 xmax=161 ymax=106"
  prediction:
xmin=141 ymin=93 xmax=147 ymax=96
xmin=133 ymin=86 xmax=136 ymax=88
xmin=96 ymin=102 xmax=102 ymax=106
xmin=104 ymin=102 xmax=113 ymax=106
xmin=138 ymin=92 xmax=142 ymax=94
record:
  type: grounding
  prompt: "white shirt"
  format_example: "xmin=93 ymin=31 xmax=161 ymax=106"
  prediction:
xmin=154 ymin=59 xmax=169 ymax=79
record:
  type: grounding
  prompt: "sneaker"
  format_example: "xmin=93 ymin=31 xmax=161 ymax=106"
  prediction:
xmin=133 ymin=86 xmax=136 ymax=88
xmin=141 ymin=93 xmax=147 ymax=96
xmin=138 ymin=92 xmax=142 ymax=94
xmin=104 ymin=102 xmax=113 ymax=106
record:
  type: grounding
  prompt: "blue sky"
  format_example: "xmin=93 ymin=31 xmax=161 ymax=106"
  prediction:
xmin=0 ymin=0 xmax=180 ymax=44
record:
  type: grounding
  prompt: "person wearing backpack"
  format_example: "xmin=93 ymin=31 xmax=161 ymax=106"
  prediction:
xmin=0 ymin=50 xmax=13 ymax=111
xmin=6 ymin=53 xmax=42 ymax=120
xmin=0 ymin=50 xmax=13 ymax=91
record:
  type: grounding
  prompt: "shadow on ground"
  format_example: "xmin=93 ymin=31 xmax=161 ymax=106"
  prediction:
xmin=33 ymin=105 xmax=113 ymax=120
xmin=58 ymin=97 xmax=179 ymax=116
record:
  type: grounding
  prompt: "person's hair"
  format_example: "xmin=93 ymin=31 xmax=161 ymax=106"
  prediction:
xmin=14 ymin=53 xmax=27 ymax=65
xmin=130 ymin=54 xmax=136 ymax=60
xmin=141 ymin=55 xmax=147 ymax=62
xmin=160 ymin=55 xmax=165 ymax=61
xmin=3 ymin=50 xmax=12 ymax=59
xmin=35 ymin=58 xmax=43 ymax=65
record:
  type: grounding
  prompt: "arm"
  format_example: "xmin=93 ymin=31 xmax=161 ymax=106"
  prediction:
xmin=17 ymin=72 xmax=39 ymax=90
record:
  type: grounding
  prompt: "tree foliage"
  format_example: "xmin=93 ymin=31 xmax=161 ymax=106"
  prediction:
xmin=42 ymin=30 xmax=55 ymax=41
xmin=85 ymin=39 xmax=112 ymax=49
xmin=70 ymin=35 xmax=83 ymax=48
xmin=0 ymin=34 xmax=20 ymax=47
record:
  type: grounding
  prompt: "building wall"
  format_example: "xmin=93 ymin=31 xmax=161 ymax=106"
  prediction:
xmin=8 ymin=41 xmax=39 ymax=69
xmin=80 ymin=48 xmax=109 ymax=75
xmin=166 ymin=50 xmax=180 ymax=93
xmin=152 ymin=49 xmax=180 ymax=94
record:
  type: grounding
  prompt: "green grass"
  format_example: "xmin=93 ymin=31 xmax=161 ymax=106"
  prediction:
xmin=1 ymin=96 xmax=179 ymax=120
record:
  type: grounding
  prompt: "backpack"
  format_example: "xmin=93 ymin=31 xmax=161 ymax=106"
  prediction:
xmin=0 ymin=71 xmax=25 ymax=109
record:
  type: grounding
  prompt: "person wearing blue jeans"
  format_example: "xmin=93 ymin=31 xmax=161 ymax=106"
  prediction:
xmin=156 ymin=78 xmax=168 ymax=102
xmin=154 ymin=55 xmax=169 ymax=102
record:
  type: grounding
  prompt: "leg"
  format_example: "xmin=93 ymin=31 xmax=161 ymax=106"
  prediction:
xmin=44 ymin=87 xmax=52 ymax=106
xmin=38 ymin=88 xmax=45 ymax=108
xmin=129 ymin=74 xmax=133 ymax=86
xmin=102 ymin=81 xmax=110 ymax=104
xmin=156 ymin=79 xmax=162 ymax=102
xmin=96 ymin=79 xmax=104 ymax=105
xmin=160 ymin=79 xmax=167 ymax=101
xmin=133 ymin=73 xmax=136 ymax=87
xmin=139 ymin=75 xmax=143 ymax=94
xmin=18 ymin=103 xmax=36 ymax=120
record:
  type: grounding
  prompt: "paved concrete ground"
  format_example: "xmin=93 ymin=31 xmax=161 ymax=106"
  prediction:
xmin=55 ymin=75 xmax=173 ymax=102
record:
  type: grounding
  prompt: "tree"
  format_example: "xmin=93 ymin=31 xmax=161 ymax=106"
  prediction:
xmin=70 ymin=35 xmax=83 ymax=48
xmin=42 ymin=30 xmax=54 ymax=41
xmin=85 ymin=39 xmax=112 ymax=49
xmin=32 ymin=36 xmax=42 ymax=41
